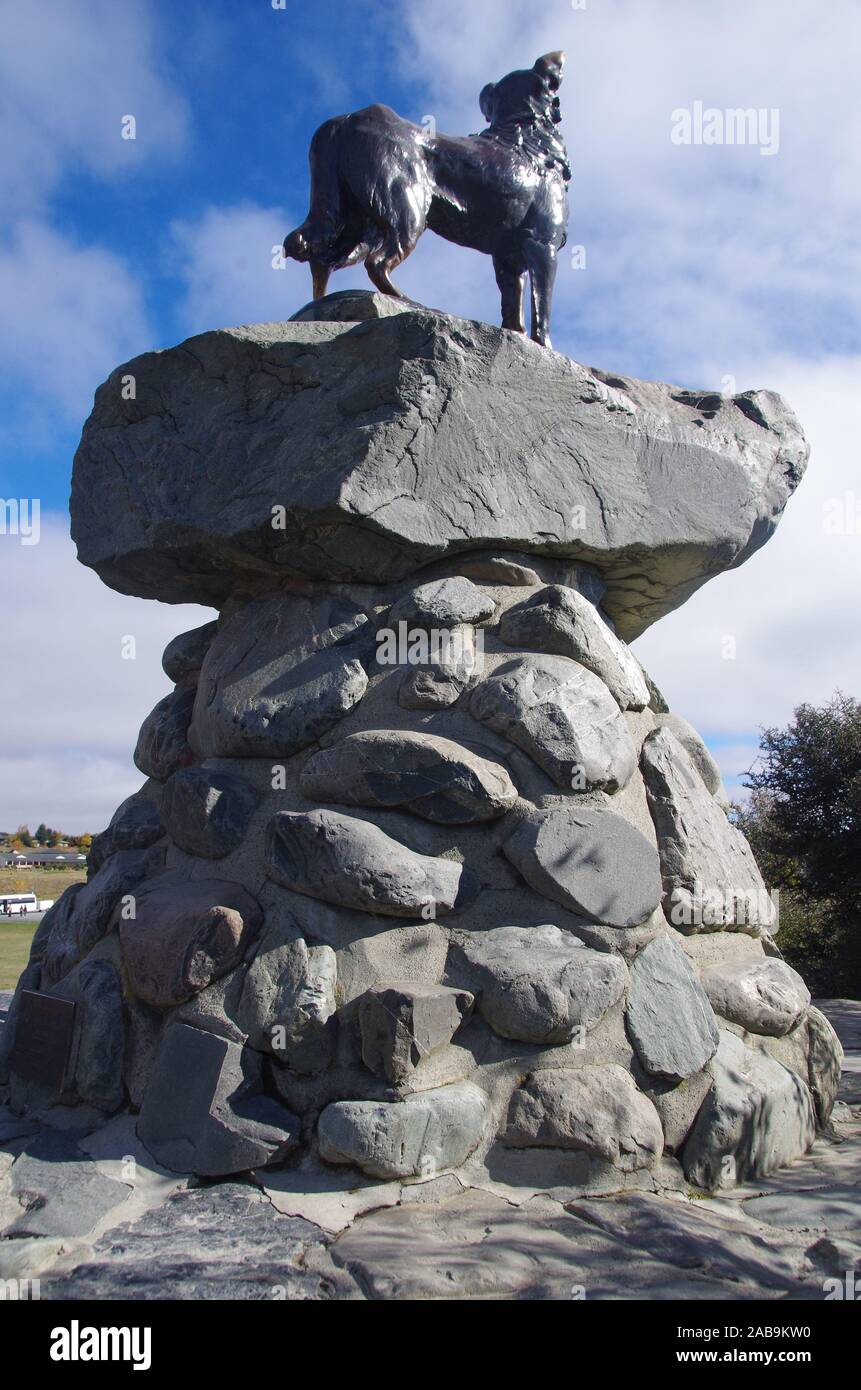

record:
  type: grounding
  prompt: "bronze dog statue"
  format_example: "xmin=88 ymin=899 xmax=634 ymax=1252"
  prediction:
xmin=284 ymin=52 xmax=571 ymax=348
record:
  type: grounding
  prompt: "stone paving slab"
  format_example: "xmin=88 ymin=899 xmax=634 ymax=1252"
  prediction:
xmin=314 ymin=1189 xmax=803 ymax=1301
xmin=742 ymin=1187 xmax=861 ymax=1235
xmin=2 ymin=1128 xmax=133 ymax=1239
xmin=41 ymin=1183 xmax=343 ymax=1301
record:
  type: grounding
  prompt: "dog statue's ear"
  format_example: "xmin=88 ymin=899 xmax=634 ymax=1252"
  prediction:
xmin=534 ymin=51 xmax=565 ymax=88
xmin=479 ymin=82 xmax=496 ymax=121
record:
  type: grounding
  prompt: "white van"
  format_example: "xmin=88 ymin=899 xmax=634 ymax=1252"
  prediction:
xmin=0 ymin=893 xmax=38 ymax=917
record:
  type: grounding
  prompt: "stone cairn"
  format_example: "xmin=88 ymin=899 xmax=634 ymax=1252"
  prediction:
xmin=0 ymin=291 xmax=843 ymax=1197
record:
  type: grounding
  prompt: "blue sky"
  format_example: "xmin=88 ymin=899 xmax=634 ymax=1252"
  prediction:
xmin=1 ymin=0 xmax=859 ymax=830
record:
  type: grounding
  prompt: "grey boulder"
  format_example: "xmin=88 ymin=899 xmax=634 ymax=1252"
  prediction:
xmin=500 ymin=585 xmax=649 ymax=710
xmin=806 ymin=1006 xmax=844 ymax=1126
xmin=265 ymin=809 xmax=468 ymax=918
xmin=447 ymin=924 xmax=626 ymax=1045
xmin=162 ymin=619 xmax=219 ymax=683
xmin=58 ymin=958 xmax=126 ymax=1113
xmin=703 ymin=958 xmax=810 ymax=1037
xmin=358 ymin=981 xmax=474 ymax=1086
xmin=36 ymin=845 xmax=164 ymax=987
xmin=503 ymin=805 xmax=662 ymax=929
xmin=387 ymin=576 xmax=495 ymax=628
xmin=134 ymin=687 xmax=196 ymax=782
xmin=70 ymin=304 xmax=808 ymax=641
xmin=397 ymin=631 xmax=478 ymax=709
xmin=504 ymin=1065 xmax=663 ymax=1171
xmin=137 ymin=1023 xmax=300 ymax=1176
xmin=237 ymin=917 xmax=337 ymax=1074
xmin=654 ymin=712 xmax=728 ymax=806
xmin=317 ymin=1081 xmax=489 ymax=1179
xmin=190 ymin=590 xmax=369 ymax=759
xmin=641 ymin=727 xmax=776 ymax=934
xmin=626 ymin=933 xmax=720 ymax=1081
xmin=300 ymin=729 xmax=516 ymax=824
xmin=120 ymin=878 xmax=263 ymax=1008
xmin=469 ymin=654 xmax=637 ymax=792
xmin=683 ymin=1030 xmax=816 ymax=1189
xmin=161 ymin=765 xmax=260 ymax=858
xmin=88 ymin=792 xmax=163 ymax=875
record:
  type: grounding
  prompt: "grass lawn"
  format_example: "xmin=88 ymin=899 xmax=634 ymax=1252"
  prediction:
xmin=0 ymin=921 xmax=38 ymax=990
xmin=0 ymin=867 xmax=87 ymax=900
xmin=0 ymin=871 xmax=87 ymax=991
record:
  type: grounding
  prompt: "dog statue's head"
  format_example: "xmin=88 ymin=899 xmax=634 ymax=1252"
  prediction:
xmin=480 ymin=51 xmax=565 ymax=130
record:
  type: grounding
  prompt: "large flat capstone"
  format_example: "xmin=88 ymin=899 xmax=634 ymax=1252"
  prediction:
xmin=70 ymin=296 xmax=808 ymax=641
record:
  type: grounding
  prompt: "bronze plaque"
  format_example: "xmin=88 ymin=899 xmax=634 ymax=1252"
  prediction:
xmin=9 ymin=991 xmax=77 ymax=1092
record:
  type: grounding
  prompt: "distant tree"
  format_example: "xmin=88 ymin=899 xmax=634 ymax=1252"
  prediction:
xmin=739 ymin=694 xmax=861 ymax=996
xmin=35 ymin=823 xmax=49 ymax=844
xmin=77 ymin=833 xmax=93 ymax=850
xmin=16 ymin=824 xmax=33 ymax=848
xmin=744 ymin=694 xmax=861 ymax=907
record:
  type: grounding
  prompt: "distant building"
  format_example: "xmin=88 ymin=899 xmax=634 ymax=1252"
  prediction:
xmin=0 ymin=849 xmax=87 ymax=868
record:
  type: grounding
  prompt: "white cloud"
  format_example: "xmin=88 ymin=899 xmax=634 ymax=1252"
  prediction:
xmin=0 ymin=221 xmax=151 ymax=423
xmin=0 ymin=753 xmax=154 ymax=841
xmin=3 ymin=1 xmax=858 ymax=832
xmin=634 ymin=355 xmax=861 ymax=757
xmin=0 ymin=0 xmax=189 ymax=212
xmin=390 ymin=0 xmax=861 ymax=378
xmin=0 ymin=1 xmax=191 ymax=431
xmin=384 ymin=1 xmax=861 ymax=777
xmin=167 ymin=202 xmax=310 ymax=337
xmin=707 ymin=741 xmax=764 ymax=799
xmin=0 ymin=513 xmax=213 ymax=833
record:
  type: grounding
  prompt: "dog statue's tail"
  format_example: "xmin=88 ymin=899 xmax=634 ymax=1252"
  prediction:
xmin=284 ymin=117 xmax=374 ymax=294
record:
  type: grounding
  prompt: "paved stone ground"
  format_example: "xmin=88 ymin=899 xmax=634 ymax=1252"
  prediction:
xmin=0 ymin=999 xmax=858 ymax=1301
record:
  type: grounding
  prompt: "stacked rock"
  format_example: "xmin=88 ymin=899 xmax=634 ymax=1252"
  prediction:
xmin=0 ymin=292 xmax=842 ymax=1196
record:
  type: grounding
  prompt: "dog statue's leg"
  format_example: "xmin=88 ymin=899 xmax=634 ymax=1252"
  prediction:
xmin=366 ymin=227 xmax=421 ymax=297
xmin=494 ymin=253 xmax=527 ymax=334
xmin=525 ymin=241 xmax=558 ymax=348
xmin=311 ymin=261 xmax=331 ymax=300
xmin=365 ymin=253 xmax=408 ymax=298
xmin=365 ymin=187 xmax=428 ymax=297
